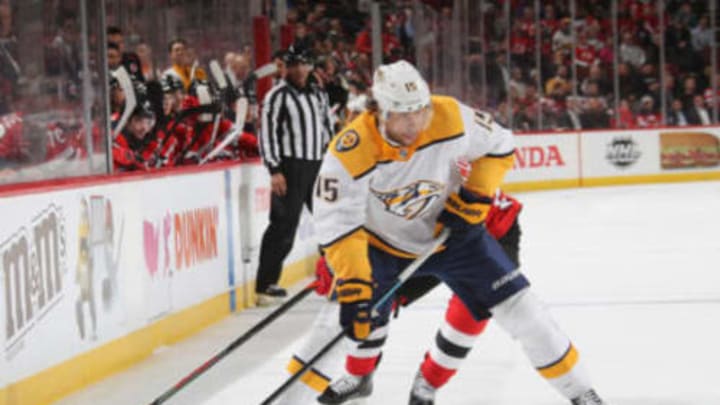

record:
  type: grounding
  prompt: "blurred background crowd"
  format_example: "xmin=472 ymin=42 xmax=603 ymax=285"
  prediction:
xmin=0 ymin=0 xmax=718 ymax=184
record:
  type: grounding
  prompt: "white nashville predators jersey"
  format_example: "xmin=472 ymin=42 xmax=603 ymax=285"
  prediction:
xmin=313 ymin=95 xmax=514 ymax=260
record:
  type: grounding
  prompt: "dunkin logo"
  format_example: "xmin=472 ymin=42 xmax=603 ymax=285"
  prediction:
xmin=143 ymin=206 xmax=219 ymax=277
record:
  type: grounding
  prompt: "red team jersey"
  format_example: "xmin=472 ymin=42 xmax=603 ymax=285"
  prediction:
xmin=113 ymin=129 xmax=178 ymax=171
xmin=0 ymin=112 xmax=26 ymax=161
xmin=1 ymin=112 xmax=104 ymax=165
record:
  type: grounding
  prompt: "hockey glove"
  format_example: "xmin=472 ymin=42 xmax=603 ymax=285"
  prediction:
xmin=336 ymin=278 xmax=373 ymax=340
xmin=438 ymin=187 xmax=492 ymax=236
xmin=485 ymin=192 xmax=522 ymax=239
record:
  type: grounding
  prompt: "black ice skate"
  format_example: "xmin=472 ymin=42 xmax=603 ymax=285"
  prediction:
xmin=571 ymin=389 xmax=606 ymax=405
xmin=256 ymin=284 xmax=287 ymax=306
xmin=317 ymin=373 xmax=373 ymax=404
xmin=408 ymin=371 xmax=436 ymax=405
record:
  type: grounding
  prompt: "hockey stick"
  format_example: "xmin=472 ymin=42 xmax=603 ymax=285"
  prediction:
xmin=260 ymin=228 xmax=451 ymax=405
xmin=199 ymin=97 xmax=248 ymax=165
xmin=249 ymin=62 xmax=279 ymax=81
xmin=0 ymin=38 xmax=20 ymax=79
xmin=195 ymin=60 xmax=229 ymax=159
xmin=201 ymin=113 xmax=222 ymax=158
xmin=227 ymin=66 xmax=239 ymax=88
xmin=189 ymin=59 xmax=199 ymax=83
xmin=209 ymin=59 xmax=228 ymax=90
xmin=198 ymin=127 xmax=239 ymax=165
xmin=199 ymin=57 xmax=257 ymax=165
xmin=112 ymin=66 xmax=137 ymax=139
xmin=148 ymin=281 xmax=319 ymax=405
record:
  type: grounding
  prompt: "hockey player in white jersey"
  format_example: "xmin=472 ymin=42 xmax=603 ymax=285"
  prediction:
xmin=311 ymin=60 xmax=606 ymax=405
xmin=275 ymin=190 xmax=520 ymax=405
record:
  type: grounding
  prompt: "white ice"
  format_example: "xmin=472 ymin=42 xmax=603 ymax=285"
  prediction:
xmin=56 ymin=181 xmax=720 ymax=405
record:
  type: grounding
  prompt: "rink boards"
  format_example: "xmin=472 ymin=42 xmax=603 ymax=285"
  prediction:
xmin=0 ymin=162 xmax=316 ymax=405
xmin=0 ymin=125 xmax=719 ymax=405
xmin=505 ymin=125 xmax=720 ymax=190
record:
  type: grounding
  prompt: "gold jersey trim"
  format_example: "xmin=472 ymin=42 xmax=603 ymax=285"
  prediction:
xmin=287 ymin=356 xmax=332 ymax=392
xmin=328 ymin=96 xmax=467 ymax=180
xmin=537 ymin=344 xmax=580 ymax=379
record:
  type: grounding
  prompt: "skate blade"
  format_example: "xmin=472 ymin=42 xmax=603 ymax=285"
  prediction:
xmin=256 ymin=294 xmax=284 ymax=307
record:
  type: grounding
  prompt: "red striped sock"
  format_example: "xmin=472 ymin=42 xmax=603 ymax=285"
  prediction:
xmin=346 ymin=355 xmax=379 ymax=376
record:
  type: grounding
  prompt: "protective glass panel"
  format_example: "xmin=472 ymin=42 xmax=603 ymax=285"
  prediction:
xmin=0 ymin=0 xmax=110 ymax=185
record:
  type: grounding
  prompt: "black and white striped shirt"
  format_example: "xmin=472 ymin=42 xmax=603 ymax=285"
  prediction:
xmin=260 ymin=80 xmax=334 ymax=173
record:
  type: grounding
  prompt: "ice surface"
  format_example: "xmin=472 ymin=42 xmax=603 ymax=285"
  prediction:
xmin=57 ymin=181 xmax=720 ymax=405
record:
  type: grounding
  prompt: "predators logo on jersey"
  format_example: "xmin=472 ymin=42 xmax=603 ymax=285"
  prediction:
xmin=371 ymin=180 xmax=444 ymax=220
xmin=335 ymin=130 xmax=360 ymax=152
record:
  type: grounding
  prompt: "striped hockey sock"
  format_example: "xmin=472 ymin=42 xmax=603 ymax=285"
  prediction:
xmin=346 ymin=324 xmax=388 ymax=376
xmin=420 ymin=294 xmax=489 ymax=388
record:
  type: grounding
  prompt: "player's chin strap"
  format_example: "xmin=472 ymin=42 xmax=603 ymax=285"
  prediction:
xmin=259 ymin=228 xmax=451 ymax=405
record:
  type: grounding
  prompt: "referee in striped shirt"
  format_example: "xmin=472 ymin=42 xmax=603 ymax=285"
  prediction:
xmin=256 ymin=44 xmax=334 ymax=305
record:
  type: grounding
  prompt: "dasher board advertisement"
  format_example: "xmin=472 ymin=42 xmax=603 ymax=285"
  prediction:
xmin=0 ymin=169 xmax=233 ymax=386
xmin=504 ymin=133 xmax=580 ymax=183
xmin=658 ymin=129 xmax=720 ymax=172
xmin=581 ymin=129 xmax=660 ymax=177
xmin=0 ymin=188 xmax=130 ymax=384
xmin=138 ymin=172 xmax=229 ymax=321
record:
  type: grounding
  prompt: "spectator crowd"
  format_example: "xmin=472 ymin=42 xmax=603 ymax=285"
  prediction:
xmin=0 ymin=0 xmax=719 ymax=177
xmin=107 ymin=0 xmax=417 ymax=172
xmin=467 ymin=0 xmax=719 ymax=131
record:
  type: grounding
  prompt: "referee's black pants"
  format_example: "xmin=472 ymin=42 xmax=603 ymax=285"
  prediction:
xmin=256 ymin=158 xmax=322 ymax=293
